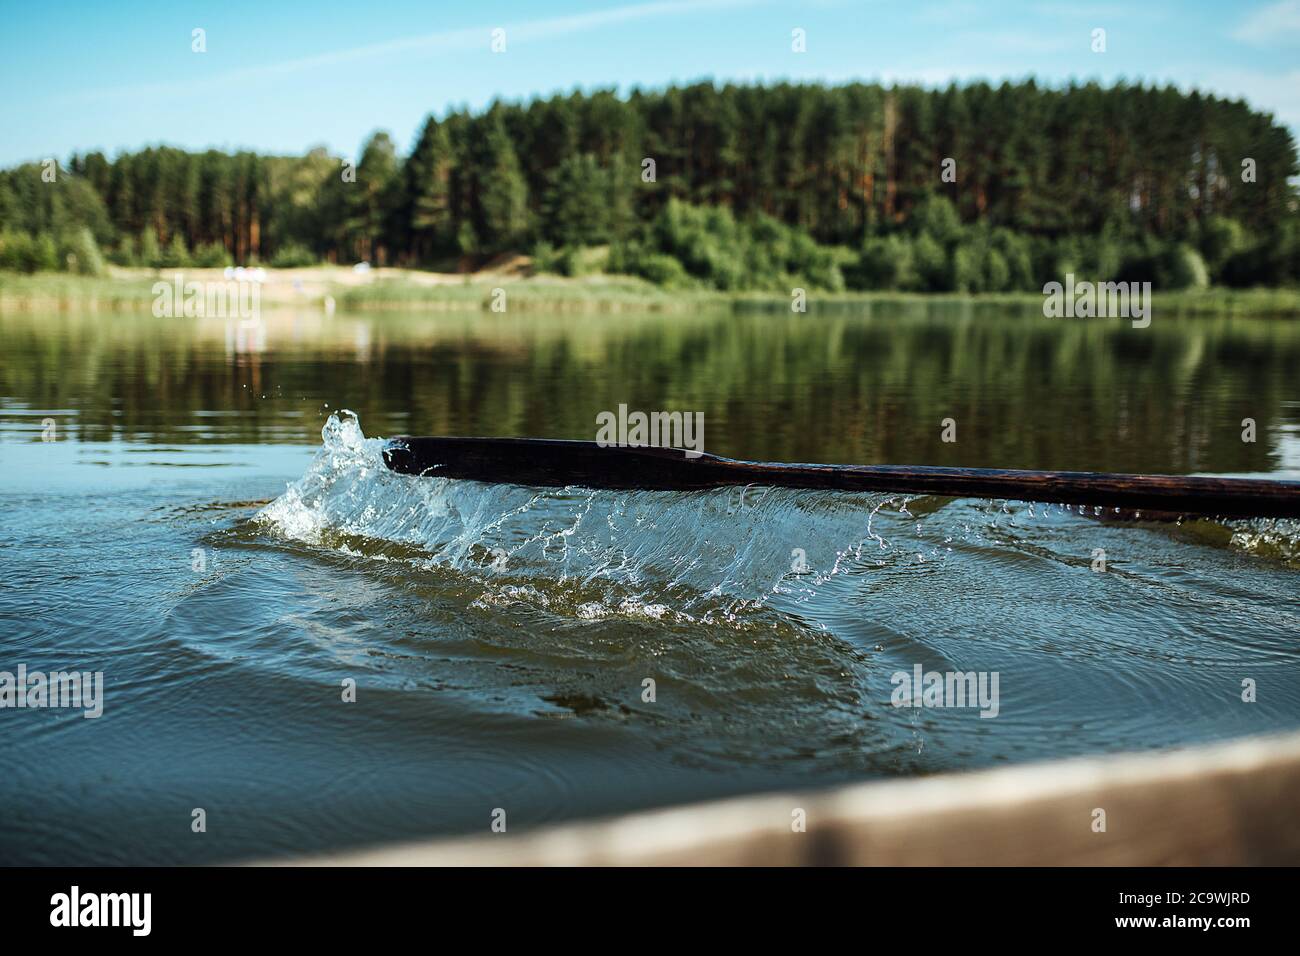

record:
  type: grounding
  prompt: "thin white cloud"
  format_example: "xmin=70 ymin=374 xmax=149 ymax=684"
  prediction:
xmin=71 ymin=0 xmax=761 ymax=103
xmin=1233 ymin=0 xmax=1300 ymax=45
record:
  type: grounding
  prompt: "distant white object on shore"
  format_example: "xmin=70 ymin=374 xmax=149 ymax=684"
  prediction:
xmin=324 ymin=295 xmax=336 ymax=316
xmin=353 ymin=262 xmax=370 ymax=274
xmin=223 ymin=266 xmax=267 ymax=283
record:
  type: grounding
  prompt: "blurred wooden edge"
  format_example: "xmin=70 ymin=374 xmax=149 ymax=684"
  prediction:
xmin=263 ymin=731 xmax=1300 ymax=866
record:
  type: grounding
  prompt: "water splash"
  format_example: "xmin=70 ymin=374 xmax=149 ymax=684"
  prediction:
xmin=255 ymin=412 xmax=940 ymax=629
xmin=242 ymin=413 xmax=1300 ymax=775
xmin=258 ymin=414 xmax=1300 ymax=625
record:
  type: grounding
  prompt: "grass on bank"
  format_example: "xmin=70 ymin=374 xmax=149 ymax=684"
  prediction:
xmin=0 ymin=270 xmax=165 ymax=311
xmin=1 ymin=267 xmax=1298 ymax=317
xmin=333 ymin=273 xmax=729 ymax=312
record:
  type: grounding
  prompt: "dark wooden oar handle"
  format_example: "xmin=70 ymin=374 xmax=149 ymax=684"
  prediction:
xmin=382 ymin=437 xmax=1300 ymax=520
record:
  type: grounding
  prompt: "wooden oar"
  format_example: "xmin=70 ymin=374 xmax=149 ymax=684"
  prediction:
xmin=381 ymin=437 xmax=1300 ymax=520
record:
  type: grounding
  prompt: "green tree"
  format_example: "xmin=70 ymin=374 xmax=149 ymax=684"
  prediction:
xmin=64 ymin=226 xmax=106 ymax=275
xmin=472 ymin=110 xmax=530 ymax=252
xmin=404 ymin=117 xmax=455 ymax=262
xmin=543 ymin=153 xmax=614 ymax=246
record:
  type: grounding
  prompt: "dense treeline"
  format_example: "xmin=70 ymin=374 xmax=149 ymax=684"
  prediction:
xmin=1 ymin=79 xmax=1298 ymax=290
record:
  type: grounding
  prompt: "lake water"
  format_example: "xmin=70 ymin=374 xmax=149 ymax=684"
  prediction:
xmin=2 ymin=301 xmax=1299 ymax=864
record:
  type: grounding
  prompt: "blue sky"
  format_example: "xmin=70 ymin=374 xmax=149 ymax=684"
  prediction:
xmin=2 ymin=0 xmax=1298 ymax=166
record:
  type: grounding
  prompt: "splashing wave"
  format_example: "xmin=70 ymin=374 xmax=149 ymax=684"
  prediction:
xmin=255 ymin=412 xmax=935 ymax=630
xmin=240 ymin=413 xmax=1300 ymax=773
